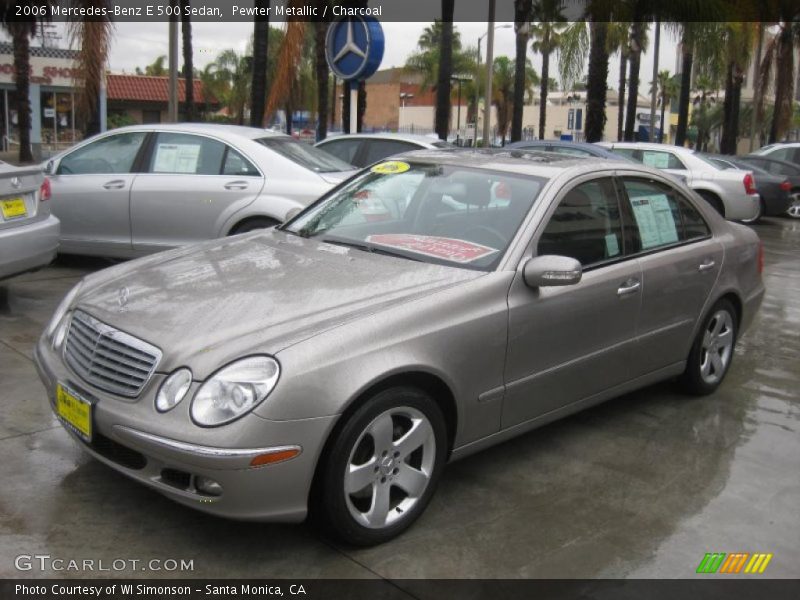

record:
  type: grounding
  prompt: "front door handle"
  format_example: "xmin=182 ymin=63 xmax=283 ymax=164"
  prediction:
xmin=103 ymin=180 xmax=126 ymax=190
xmin=617 ymin=279 xmax=641 ymax=296
xmin=698 ymin=259 xmax=716 ymax=272
xmin=224 ymin=180 xmax=249 ymax=190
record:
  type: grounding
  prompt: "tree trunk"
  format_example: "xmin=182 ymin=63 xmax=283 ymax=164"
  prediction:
xmin=181 ymin=0 xmax=194 ymax=121
xmin=720 ymin=62 xmax=742 ymax=155
xmin=675 ymin=40 xmax=693 ymax=146
xmin=769 ymin=25 xmax=794 ymax=144
xmin=623 ymin=22 xmax=644 ymax=141
xmin=659 ymin=97 xmax=666 ymax=143
xmin=617 ymin=52 xmax=627 ymax=141
xmin=342 ymin=82 xmax=350 ymax=133
xmin=330 ymin=76 xmax=337 ymax=128
xmin=250 ymin=0 xmax=270 ymax=127
xmin=435 ymin=0 xmax=455 ymax=140
xmin=358 ymin=80 xmax=366 ymax=132
xmin=585 ymin=21 xmax=609 ymax=143
xmin=285 ymin=101 xmax=292 ymax=135
xmin=511 ymin=0 xmax=531 ymax=142
xmin=11 ymin=25 xmax=33 ymax=163
xmin=539 ymin=49 xmax=549 ymax=140
xmin=314 ymin=21 xmax=329 ymax=141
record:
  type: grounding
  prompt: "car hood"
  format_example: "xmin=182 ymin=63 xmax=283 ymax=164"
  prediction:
xmin=73 ymin=230 xmax=480 ymax=376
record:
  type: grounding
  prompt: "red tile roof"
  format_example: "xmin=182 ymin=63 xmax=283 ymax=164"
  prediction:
xmin=106 ymin=74 xmax=216 ymax=105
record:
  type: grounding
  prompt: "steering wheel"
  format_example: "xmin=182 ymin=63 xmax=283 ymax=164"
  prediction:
xmin=464 ymin=225 xmax=506 ymax=249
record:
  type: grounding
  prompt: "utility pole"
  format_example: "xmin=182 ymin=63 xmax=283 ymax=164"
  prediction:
xmin=648 ymin=19 xmax=660 ymax=142
xmin=168 ymin=18 xmax=179 ymax=122
xmin=482 ymin=0 xmax=496 ymax=147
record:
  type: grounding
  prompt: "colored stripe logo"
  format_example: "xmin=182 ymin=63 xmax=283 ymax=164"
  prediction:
xmin=696 ymin=553 xmax=773 ymax=574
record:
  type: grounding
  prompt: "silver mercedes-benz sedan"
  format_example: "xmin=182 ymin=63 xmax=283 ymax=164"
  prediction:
xmin=35 ymin=150 xmax=764 ymax=545
xmin=44 ymin=123 xmax=356 ymax=258
xmin=0 ymin=162 xmax=60 ymax=280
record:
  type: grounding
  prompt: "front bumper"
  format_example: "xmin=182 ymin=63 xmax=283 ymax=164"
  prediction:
xmin=34 ymin=336 xmax=338 ymax=522
xmin=0 ymin=214 xmax=59 ymax=280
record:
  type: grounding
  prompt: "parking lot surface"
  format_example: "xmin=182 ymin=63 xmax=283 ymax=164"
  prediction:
xmin=1 ymin=218 xmax=798 ymax=579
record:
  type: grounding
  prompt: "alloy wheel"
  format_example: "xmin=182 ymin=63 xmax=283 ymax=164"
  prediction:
xmin=700 ymin=310 xmax=735 ymax=385
xmin=787 ymin=194 xmax=800 ymax=219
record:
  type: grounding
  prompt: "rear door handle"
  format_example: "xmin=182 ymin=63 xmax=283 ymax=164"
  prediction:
xmin=103 ymin=180 xmax=126 ymax=190
xmin=224 ymin=180 xmax=249 ymax=190
xmin=698 ymin=259 xmax=716 ymax=272
xmin=617 ymin=279 xmax=641 ymax=296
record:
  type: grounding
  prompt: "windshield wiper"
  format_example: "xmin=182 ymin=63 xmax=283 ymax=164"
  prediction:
xmin=320 ymin=236 xmax=421 ymax=262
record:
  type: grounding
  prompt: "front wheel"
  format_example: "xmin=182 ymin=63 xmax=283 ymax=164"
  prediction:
xmin=230 ymin=217 xmax=279 ymax=235
xmin=316 ymin=387 xmax=447 ymax=546
xmin=679 ymin=299 xmax=738 ymax=395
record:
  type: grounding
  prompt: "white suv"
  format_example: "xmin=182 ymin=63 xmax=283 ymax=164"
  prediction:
xmin=598 ymin=142 xmax=760 ymax=222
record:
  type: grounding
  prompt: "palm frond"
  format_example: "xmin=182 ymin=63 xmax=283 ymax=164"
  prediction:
xmin=264 ymin=18 xmax=306 ymax=123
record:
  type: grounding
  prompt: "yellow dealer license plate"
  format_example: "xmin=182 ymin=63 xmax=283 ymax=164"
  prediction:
xmin=56 ymin=384 xmax=92 ymax=442
xmin=1 ymin=198 xmax=27 ymax=219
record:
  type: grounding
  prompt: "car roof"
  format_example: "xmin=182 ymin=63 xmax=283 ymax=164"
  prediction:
xmin=104 ymin=123 xmax=288 ymax=141
xmin=317 ymin=132 xmax=446 ymax=147
xmin=599 ymin=141 xmax=694 ymax=154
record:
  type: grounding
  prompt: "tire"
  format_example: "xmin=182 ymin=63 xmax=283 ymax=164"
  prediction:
xmin=740 ymin=197 xmax=763 ymax=224
xmin=698 ymin=191 xmax=725 ymax=218
xmin=679 ymin=299 xmax=738 ymax=396
xmin=787 ymin=191 xmax=800 ymax=219
xmin=316 ymin=386 xmax=447 ymax=546
xmin=230 ymin=217 xmax=279 ymax=235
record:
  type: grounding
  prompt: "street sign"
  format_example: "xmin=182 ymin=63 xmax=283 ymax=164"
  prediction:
xmin=326 ymin=17 xmax=384 ymax=82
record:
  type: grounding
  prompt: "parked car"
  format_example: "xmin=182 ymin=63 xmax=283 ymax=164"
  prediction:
xmin=315 ymin=133 xmax=452 ymax=168
xmin=597 ymin=142 xmax=760 ymax=221
xmin=750 ymin=142 xmax=800 ymax=165
xmin=45 ymin=124 xmax=356 ymax=258
xmin=36 ymin=150 xmax=764 ymax=545
xmin=0 ymin=162 xmax=60 ymax=281
xmin=737 ymin=155 xmax=800 ymax=218
xmin=507 ymin=140 xmax=633 ymax=161
xmin=702 ymin=154 xmax=793 ymax=221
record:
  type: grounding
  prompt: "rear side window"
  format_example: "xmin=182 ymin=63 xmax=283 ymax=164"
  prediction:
xmin=610 ymin=147 xmax=639 ymax=161
xmin=621 ymin=178 xmax=709 ymax=251
xmin=318 ymin=139 xmax=362 ymax=166
xmin=641 ymin=150 xmax=685 ymax=170
xmin=549 ymin=146 xmax=593 ymax=157
xmin=148 ymin=132 xmax=225 ymax=175
xmin=362 ymin=140 xmax=421 ymax=166
xmin=59 ymin=132 xmax=147 ymax=175
xmin=222 ymin=148 xmax=259 ymax=176
xmin=538 ymin=178 xmax=623 ymax=268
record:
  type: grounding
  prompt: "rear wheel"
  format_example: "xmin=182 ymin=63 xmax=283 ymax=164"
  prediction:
xmin=698 ymin=191 xmax=725 ymax=218
xmin=787 ymin=191 xmax=800 ymax=219
xmin=230 ymin=217 xmax=279 ymax=235
xmin=740 ymin=197 xmax=763 ymax=224
xmin=679 ymin=299 xmax=738 ymax=395
xmin=316 ymin=387 xmax=447 ymax=546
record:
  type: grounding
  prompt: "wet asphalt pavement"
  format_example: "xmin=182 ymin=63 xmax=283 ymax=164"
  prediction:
xmin=0 ymin=217 xmax=797 ymax=580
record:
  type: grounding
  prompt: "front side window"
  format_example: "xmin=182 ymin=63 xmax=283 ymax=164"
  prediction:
xmin=284 ymin=163 xmax=546 ymax=271
xmin=622 ymin=178 xmax=709 ymax=251
xmin=538 ymin=178 xmax=624 ymax=268
xmin=257 ymin=137 xmax=353 ymax=173
xmin=148 ymin=132 xmax=226 ymax=175
xmin=58 ymin=132 xmax=147 ymax=175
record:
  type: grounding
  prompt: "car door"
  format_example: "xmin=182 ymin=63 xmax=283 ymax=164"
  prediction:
xmin=502 ymin=175 xmax=642 ymax=428
xmin=50 ymin=130 xmax=148 ymax=256
xmin=618 ymin=175 xmax=723 ymax=374
xmin=129 ymin=131 xmax=264 ymax=254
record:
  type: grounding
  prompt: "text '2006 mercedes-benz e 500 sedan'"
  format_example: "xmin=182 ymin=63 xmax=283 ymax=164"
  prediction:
xmin=35 ymin=150 xmax=764 ymax=546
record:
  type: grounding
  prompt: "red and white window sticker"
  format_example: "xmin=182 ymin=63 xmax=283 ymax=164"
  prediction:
xmin=366 ymin=234 xmax=499 ymax=264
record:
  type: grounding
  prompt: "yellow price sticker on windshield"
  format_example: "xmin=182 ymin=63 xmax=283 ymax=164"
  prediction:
xmin=371 ymin=161 xmax=410 ymax=175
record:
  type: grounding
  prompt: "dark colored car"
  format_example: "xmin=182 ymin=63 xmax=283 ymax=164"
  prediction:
xmin=738 ymin=155 xmax=800 ymax=218
xmin=506 ymin=140 xmax=632 ymax=161
xmin=704 ymin=154 xmax=793 ymax=220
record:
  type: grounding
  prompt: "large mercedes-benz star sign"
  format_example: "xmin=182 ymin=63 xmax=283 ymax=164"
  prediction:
xmin=325 ymin=17 xmax=384 ymax=82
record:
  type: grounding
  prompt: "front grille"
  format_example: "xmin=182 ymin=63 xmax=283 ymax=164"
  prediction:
xmin=63 ymin=310 xmax=162 ymax=397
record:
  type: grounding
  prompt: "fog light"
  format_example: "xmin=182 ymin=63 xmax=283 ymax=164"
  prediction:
xmin=195 ymin=476 xmax=223 ymax=497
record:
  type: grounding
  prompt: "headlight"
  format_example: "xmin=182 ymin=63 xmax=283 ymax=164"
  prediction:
xmin=190 ymin=356 xmax=280 ymax=427
xmin=46 ymin=281 xmax=83 ymax=342
xmin=156 ymin=368 xmax=193 ymax=413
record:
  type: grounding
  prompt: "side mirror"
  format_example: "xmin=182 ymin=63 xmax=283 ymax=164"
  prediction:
xmin=523 ymin=255 xmax=582 ymax=288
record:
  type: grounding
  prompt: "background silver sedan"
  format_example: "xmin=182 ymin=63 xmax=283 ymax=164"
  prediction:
xmin=0 ymin=161 xmax=59 ymax=280
xmin=44 ymin=124 xmax=355 ymax=258
xmin=36 ymin=151 xmax=763 ymax=546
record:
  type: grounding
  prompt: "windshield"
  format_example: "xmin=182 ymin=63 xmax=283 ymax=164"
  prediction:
xmin=256 ymin=137 xmax=353 ymax=173
xmin=283 ymin=161 xmax=546 ymax=271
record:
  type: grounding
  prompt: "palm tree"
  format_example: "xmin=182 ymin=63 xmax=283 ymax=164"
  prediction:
xmin=511 ymin=0 xmax=532 ymax=142
xmin=690 ymin=74 xmax=718 ymax=151
xmin=719 ymin=22 xmax=757 ymax=154
xmin=3 ymin=19 xmax=35 ymax=161
xmin=435 ymin=1 xmax=456 ymax=140
xmin=758 ymin=19 xmax=800 ymax=144
xmin=140 ymin=55 xmax=168 ymax=76
xmin=493 ymin=55 xmax=538 ymax=145
xmin=180 ymin=0 xmax=194 ymax=122
xmin=649 ymin=70 xmax=679 ymax=143
xmin=207 ymin=49 xmax=252 ymax=124
xmin=606 ymin=21 xmax=631 ymax=141
xmin=623 ymin=18 xmax=649 ymax=141
xmin=314 ymin=20 xmax=329 ymax=141
xmin=530 ymin=0 xmax=566 ymax=140
xmin=249 ymin=0 xmax=269 ymax=127
xmin=264 ymin=21 xmax=307 ymax=127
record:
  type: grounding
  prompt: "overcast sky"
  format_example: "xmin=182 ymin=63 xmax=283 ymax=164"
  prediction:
xmin=7 ymin=21 xmax=681 ymax=92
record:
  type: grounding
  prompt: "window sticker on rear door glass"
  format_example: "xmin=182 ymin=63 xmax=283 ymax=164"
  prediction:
xmin=630 ymin=194 xmax=679 ymax=249
xmin=642 ymin=151 xmax=670 ymax=169
xmin=153 ymin=143 xmax=201 ymax=173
